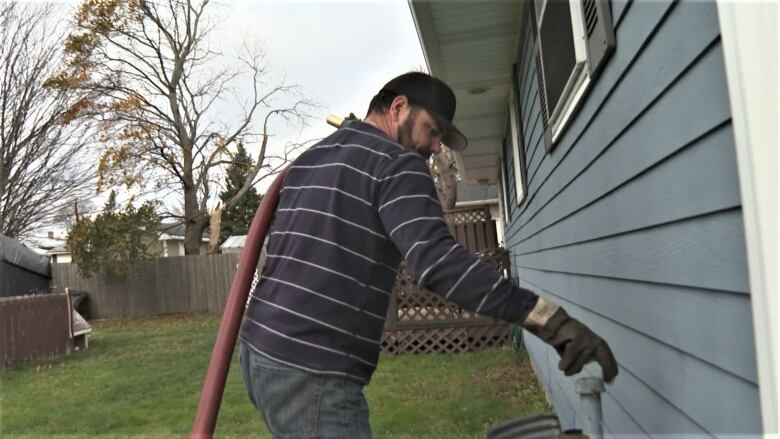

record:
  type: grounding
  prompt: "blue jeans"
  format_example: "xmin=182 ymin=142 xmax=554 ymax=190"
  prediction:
xmin=239 ymin=341 xmax=372 ymax=439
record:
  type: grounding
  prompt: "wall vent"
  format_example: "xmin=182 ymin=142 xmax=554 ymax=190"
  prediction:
xmin=582 ymin=0 xmax=615 ymax=76
xmin=584 ymin=0 xmax=598 ymax=36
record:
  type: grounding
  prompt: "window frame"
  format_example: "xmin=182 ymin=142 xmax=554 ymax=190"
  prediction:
xmin=499 ymin=143 xmax=511 ymax=225
xmin=508 ymin=65 xmax=528 ymax=207
xmin=534 ymin=0 xmax=594 ymax=150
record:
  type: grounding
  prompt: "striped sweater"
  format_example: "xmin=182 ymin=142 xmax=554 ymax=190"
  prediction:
xmin=239 ymin=121 xmax=539 ymax=384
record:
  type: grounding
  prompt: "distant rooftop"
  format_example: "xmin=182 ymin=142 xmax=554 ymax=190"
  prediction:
xmin=221 ymin=235 xmax=247 ymax=249
xmin=157 ymin=223 xmax=209 ymax=240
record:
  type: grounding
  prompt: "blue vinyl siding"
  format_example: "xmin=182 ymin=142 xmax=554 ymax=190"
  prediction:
xmin=504 ymin=0 xmax=760 ymax=435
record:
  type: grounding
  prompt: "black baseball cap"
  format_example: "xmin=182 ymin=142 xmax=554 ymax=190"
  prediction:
xmin=380 ymin=72 xmax=468 ymax=151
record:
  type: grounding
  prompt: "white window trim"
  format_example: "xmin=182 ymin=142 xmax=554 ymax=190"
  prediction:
xmin=499 ymin=148 xmax=511 ymax=224
xmin=550 ymin=67 xmax=590 ymax=144
xmin=508 ymin=81 xmax=526 ymax=206
xmin=538 ymin=0 xmax=593 ymax=146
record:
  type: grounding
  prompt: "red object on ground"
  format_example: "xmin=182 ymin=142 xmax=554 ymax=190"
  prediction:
xmin=191 ymin=168 xmax=288 ymax=439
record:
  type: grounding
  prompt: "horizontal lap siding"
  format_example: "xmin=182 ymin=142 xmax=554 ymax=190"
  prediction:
xmin=506 ymin=0 xmax=759 ymax=435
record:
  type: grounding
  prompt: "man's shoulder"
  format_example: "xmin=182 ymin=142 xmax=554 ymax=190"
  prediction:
xmin=299 ymin=122 xmax=428 ymax=173
xmin=338 ymin=122 xmax=408 ymax=156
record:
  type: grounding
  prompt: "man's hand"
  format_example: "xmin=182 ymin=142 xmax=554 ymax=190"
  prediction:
xmin=523 ymin=298 xmax=618 ymax=383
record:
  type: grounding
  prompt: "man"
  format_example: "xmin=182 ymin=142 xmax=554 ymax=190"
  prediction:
xmin=238 ymin=72 xmax=617 ymax=438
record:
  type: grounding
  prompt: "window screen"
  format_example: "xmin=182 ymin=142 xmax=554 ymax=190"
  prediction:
xmin=530 ymin=0 xmax=615 ymax=150
xmin=538 ymin=1 xmax=576 ymax=112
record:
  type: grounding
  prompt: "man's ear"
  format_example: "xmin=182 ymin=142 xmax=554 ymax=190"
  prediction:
xmin=390 ymin=95 xmax=408 ymax=120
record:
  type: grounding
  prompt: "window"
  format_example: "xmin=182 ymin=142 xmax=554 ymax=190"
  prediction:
xmin=499 ymin=143 xmax=511 ymax=224
xmin=509 ymin=65 xmax=528 ymax=207
xmin=498 ymin=71 xmax=524 ymax=224
xmin=533 ymin=0 xmax=615 ymax=150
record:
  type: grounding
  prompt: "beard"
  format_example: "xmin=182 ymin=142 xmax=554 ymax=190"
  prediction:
xmin=397 ymin=108 xmax=432 ymax=160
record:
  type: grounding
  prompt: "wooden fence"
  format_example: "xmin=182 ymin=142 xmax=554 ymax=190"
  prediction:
xmin=1 ymin=292 xmax=71 ymax=368
xmin=51 ymin=253 xmax=244 ymax=319
xmin=445 ymin=206 xmax=498 ymax=254
xmin=381 ymin=205 xmax=510 ymax=354
xmin=50 ymin=205 xmax=509 ymax=354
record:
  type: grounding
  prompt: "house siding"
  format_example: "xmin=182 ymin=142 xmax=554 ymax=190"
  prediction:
xmin=503 ymin=0 xmax=760 ymax=435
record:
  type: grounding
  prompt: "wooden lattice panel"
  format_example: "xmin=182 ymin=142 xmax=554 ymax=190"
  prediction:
xmin=381 ymin=327 xmax=470 ymax=355
xmin=444 ymin=206 xmax=491 ymax=225
xmin=392 ymin=266 xmax=468 ymax=322
xmin=397 ymin=291 xmax=461 ymax=321
xmin=381 ymin=214 xmax=513 ymax=355
xmin=381 ymin=325 xmax=510 ymax=355
xmin=466 ymin=325 xmax=511 ymax=351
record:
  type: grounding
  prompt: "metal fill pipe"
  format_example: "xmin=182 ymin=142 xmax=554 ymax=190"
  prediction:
xmin=576 ymin=377 xmax=605 ymax=439
xmin=190 ymin=168 xmax=289 ymax=439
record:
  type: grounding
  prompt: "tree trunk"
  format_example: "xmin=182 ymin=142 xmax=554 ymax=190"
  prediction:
xmin=431 ymin=149 xmax=458 ymax=210
xmin=183 ymin=171 xmax=204 ymax=255
xmin=184 ymin=217 xmax=210 ymax=255
xmin=205 ymin=206 xmax=224 ymax=255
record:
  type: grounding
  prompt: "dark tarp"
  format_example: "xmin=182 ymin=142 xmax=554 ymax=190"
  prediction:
xmin=0 ymin=234 xmax=51 ymax=297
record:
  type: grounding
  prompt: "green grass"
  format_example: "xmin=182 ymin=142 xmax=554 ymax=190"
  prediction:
xmin=1 ymin=314 xmax=551 ymax=438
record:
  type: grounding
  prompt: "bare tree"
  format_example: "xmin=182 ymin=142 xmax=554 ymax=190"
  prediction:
xmin=52 ymin=0 xmax=314 ymax=254
xmin=0 ymin=2 xmax=97 ymax=240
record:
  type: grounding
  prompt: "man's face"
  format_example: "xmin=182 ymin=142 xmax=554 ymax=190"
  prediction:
xmin=397 ymin=106 xmax=445 ymax=161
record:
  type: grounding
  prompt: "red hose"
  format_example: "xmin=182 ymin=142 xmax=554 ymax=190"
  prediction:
xmin=191 ymin=168 xmax=288 ymax=439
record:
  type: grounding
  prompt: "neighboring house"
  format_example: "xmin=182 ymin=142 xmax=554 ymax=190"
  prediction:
xmin=42 ymin=223 xmax=210 ymax=263
xmin=46 ymin=245 xmax=72 ymax=264
xmin=220 ymin=235 xmax=270 ymax=265
xmin=411 ymin=0 xmax=776 ymax=436
xmin=30 ymin=232 xmax=71 ymax=264
xmin=155 ymin=223 xmax=210 ymax=257
xmin=220 ymin=235 xmax=268 ymax=282
xmin=220 ymin=235 xmax=247 ymax=254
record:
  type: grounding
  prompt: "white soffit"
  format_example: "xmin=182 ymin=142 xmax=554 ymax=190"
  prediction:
xmin=409 ymin=0 xmax=526 ymax=185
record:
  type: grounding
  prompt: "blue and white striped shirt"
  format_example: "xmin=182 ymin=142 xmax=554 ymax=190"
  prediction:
xmin=239 ymin=122 xmax=538 ymax=383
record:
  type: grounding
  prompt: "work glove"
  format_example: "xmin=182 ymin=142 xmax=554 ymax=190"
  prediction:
xmin=522 ymin=298 xmax=618 ymax=383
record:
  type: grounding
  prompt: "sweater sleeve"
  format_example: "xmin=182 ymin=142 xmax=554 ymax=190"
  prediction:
xmin=376 ymin=151 xmax=539 ymax=323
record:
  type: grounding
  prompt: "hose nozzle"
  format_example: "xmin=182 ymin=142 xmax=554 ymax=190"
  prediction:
xmin=326 ymin=114 xmax=344 ymax=128
xmin=326 ymin=113 xmax=361 ymax=129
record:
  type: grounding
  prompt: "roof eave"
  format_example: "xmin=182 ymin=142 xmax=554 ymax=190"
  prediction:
xmin=408 ymin=0 xmax=527 ymax=186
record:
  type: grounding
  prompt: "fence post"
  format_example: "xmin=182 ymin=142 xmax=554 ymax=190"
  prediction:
xmin=65 ymin=288 xmax=73 ymax=339
xmin=385 ymin=291 xmax=398 ymax=331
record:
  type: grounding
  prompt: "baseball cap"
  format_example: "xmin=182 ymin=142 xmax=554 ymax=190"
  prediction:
xmin=380 ymin=72 xmax=468 ymax=151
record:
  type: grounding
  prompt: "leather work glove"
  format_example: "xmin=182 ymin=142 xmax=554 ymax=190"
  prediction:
xmin=522 ymin=298 xmax=618 ymax=383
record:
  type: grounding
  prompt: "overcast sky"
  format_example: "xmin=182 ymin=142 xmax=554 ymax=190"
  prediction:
xmin=215 ymin=0 xmax=427 ymax=190
xmin=29 ymin=0 xmax=427 ymax=240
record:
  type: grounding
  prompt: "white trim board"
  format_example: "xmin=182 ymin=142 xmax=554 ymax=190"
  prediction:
xmin=717 ymin=1 xmax=779 ymax=434
xmin=509 ymin=79 xmax=526 ymax=205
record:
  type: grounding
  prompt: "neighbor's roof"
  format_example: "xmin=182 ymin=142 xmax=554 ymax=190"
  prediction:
xmin=157 ymin=222 xmax=186 ymax=237
xmin=221 ymin=235 xmax=247 ymax=249
xmin=46 ymin=245 xmax=70 ymax=255
xmin=157 ymin=223 xmax=209 ymax=241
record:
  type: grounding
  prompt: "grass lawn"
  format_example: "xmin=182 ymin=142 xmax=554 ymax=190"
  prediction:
xmin=1 ymin=313 xmax=552 ymax=438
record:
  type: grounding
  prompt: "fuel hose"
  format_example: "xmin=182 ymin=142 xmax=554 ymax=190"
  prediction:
xmin=191 ymin=114 xmax=350 ymax=438
xmin=190 ymin=167 xmax=288 ymax=439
